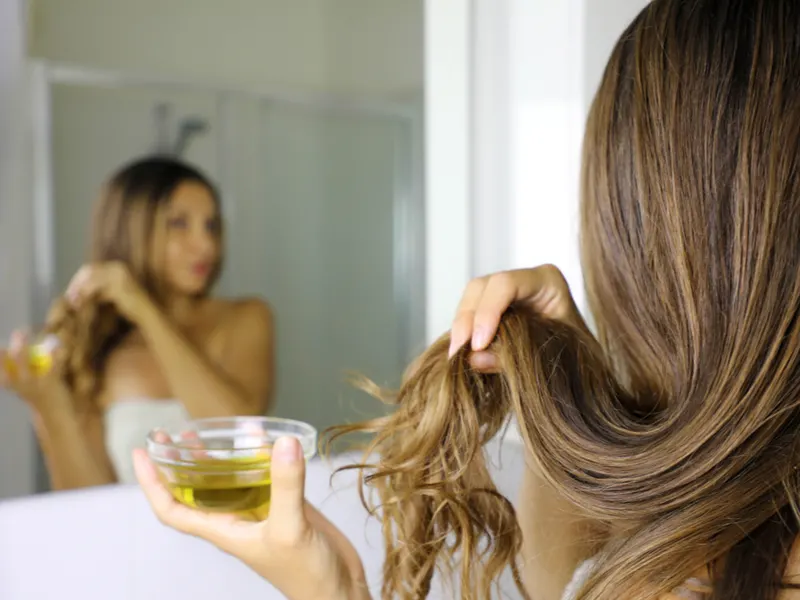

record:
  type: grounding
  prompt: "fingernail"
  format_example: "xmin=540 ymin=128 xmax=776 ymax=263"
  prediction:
xmin=449 ymin=330 xmax=467 ymax=358
xmin=470 ymin=351 xmax=498 ymax=371
xmin=273 ymin=437 xmax=301 ymax=463
xmin=472 ymin=326 xmax=490 ymax=350
xmin=9 ymin=334 xmax=22 ymax=352
xmin=448 ymin=339 xmax=459 ymax=358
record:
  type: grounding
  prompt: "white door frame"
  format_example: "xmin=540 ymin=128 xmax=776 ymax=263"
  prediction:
xmin=423 ymin=0 xmax=516 ymax=342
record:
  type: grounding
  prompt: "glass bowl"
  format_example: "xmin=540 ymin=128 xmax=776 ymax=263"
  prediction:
xmin=146 ymin=416 xmax=317 ymax=519
xmin=3 ymin=333 xmax=60 ymax=378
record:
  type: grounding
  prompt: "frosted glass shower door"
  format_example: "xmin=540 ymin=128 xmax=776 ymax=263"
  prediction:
xmin=222 ymin=99 xmax=424 ymax=433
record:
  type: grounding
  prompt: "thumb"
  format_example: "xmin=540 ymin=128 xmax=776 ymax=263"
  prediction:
xmin=268 ymin=436 xmax=307 ymax=531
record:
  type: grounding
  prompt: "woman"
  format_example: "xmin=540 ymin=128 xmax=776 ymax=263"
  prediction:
xmin=0 ymin=156 xmax=275 ymax=488
xmin=135 ymin=1 xmax=800 ymax=599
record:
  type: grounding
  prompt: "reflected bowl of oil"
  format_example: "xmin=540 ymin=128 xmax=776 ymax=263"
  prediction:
xmin=146 ymin=416 xmax=317 ymax=520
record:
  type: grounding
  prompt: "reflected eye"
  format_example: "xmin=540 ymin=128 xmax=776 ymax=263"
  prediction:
xmin=206 ymin=218 xmax=221 ymax=234
xmin=167 ymin=216 xmax=187 ymax=229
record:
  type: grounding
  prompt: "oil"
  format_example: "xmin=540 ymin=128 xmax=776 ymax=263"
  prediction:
xmin=162 ymin=454 xmax=272 ymax=520
xmin=3 ymin=335 xmax=58 ymax=378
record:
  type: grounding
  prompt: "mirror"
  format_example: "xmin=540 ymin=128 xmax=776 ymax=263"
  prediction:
xmin=7 ymin=0 xmax=425 ymax=496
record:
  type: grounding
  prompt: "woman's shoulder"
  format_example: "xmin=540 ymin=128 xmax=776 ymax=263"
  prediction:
xmin=201 ymin=297 xmax=274 ymax=363
xmin=204 ymin=297 xmax=274 ymax=348
xmin=208 ymin=297 xmax=273 ymax=329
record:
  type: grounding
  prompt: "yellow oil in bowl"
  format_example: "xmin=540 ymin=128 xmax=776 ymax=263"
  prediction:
xmin=160 ymin=454 xmax=272 ymax=520
xmin=147 ymin=416 xmax=317 ymax=522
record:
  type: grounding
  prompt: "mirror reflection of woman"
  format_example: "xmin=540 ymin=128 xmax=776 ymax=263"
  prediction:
xmin=0 ymin=156 xmax=275 ymax=489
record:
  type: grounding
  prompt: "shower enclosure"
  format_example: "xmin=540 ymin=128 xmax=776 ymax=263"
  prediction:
xmin=29 ymin=61 xmax=425 ymax=491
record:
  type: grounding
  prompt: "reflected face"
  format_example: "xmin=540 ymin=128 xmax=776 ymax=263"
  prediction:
xmin=152 ymin=181 xmax=222 ymax=296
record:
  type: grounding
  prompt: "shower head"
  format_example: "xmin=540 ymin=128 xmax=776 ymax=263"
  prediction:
xmin=172 ymin=117 xmax=210 ymax=157
xmin=151 ymin=101 xmax=210 ymax=157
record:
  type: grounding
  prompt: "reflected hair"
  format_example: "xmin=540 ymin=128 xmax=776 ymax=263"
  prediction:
xmin=46 ymin=156 xmax=222 ymax=413
xmin=329 ymin=1 xmax=800 ymax=599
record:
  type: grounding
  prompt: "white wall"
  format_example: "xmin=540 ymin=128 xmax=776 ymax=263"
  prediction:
xmin=423 ymin=0 xmax=471 ymax=342
xmin=424 ymin=0 xmax=650 ymax=340
xmin=466 ymin=0 xmax=649 ymax=444
xmin=506 ymin=1 xmax=585 ymax=313
xmin=504 ymin=0 xmax=648 ymax=315
xmin=27 ymin=0 xmax=423 ymax=99
xmin=583 ymin=1 xmax=649 ymax=112
xmin=471 ymin=0 xmax=512 ymax=277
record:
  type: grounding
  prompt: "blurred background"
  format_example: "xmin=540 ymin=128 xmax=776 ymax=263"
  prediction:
xmin=0 ymin=0 xmax=648 ymax=501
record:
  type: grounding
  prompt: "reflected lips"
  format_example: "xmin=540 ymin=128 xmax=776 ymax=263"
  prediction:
xmin=191 ymin=263 xmax=211 ymax=277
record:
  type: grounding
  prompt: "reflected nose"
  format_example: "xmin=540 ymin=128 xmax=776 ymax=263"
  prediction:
xmin=190 ymin=226 xmax=217 ymax=258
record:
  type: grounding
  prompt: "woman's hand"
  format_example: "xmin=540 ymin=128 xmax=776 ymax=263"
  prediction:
xmin=66 ymin=262 xmax=150 ymax=322
xmin=0 ymin=330 xmax=71 ymax=412
xmin=134 ymin=437 xmax=370 ymax=600
xmin=449 ymin=264 xmax=588 ymax=370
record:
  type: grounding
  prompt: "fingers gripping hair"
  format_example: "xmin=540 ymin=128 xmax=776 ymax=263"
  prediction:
xmin=327 ymin=307 xmax=633 ymax=600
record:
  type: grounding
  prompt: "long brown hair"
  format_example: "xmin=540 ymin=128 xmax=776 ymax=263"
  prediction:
xmin=46 ymin=156 xmax=223 ymax=413
xmin=330 ymin=1 xmax=800 ymax=598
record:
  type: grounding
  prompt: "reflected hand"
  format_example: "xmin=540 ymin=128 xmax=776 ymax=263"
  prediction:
xmin=449 ymin=264 xmax=588 ymax=371
xmin=66 ymin=262 xmax=150 ymax=321
xmin=134 ymin=437 xmax=370 ymax=600
xmin=0 ymin=329 xmax=70 ymax=411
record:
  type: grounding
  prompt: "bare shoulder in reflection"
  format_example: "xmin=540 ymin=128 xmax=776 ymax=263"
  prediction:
xmin=0 ymin=155 xmax=275 ymax=489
